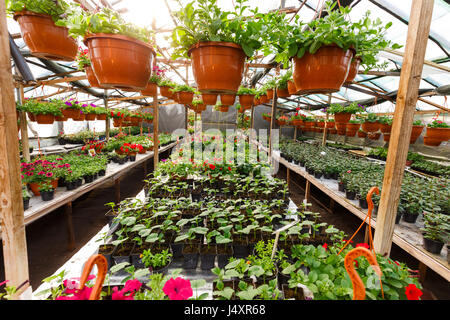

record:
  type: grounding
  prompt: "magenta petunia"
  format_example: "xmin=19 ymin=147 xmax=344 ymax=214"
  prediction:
xmin=162 ymin=277 xmax=193 ymax=300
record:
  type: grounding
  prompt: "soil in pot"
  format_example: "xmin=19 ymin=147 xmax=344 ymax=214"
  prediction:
xmin=282 ymin=284 xmax=305 ymax=300
xmin=423 ymin=237 xmax=444 ymax=255
xmin=182 ymin=244 xmax=200 ymax=269
xmin=112 ymin=242 xmax=135 ymax=265
xmin=200 ymin=244 xmax=217 ymax=270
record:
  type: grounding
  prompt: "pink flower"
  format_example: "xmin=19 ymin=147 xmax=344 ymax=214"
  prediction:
xmin=46 ymin=172 xmax=53 ymax=178
xmin=56 ymin=287 xmax=92 ymax=300
xmin=0 ymin=280 xmax=9 ymax=287
xmin=347 ymin=170 xmax=351 ymax=173
xmin=112 ymin=279 xmax=142 ymax=300
xmin=356 ymin=243 xmax=370 ymax=249
xmin=162 ymin=277 xmax=193 ymax=300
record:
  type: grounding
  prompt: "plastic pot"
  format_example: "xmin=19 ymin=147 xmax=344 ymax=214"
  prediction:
xmin=84 ymin=175 xmax=95 ymax=183
xmin=277 ymin=87 xmax=290 ymax=98
xmin=334 ymin=112 xmax=352 ymax=123
xmin=423 ymin=237 xmax=444 ymax=255
xmin=403 ymin=212 xmax=419 ymax=224
xmin=177 ymin=91 xmax=194 ymax=105
xmin=425 ymin=127 xmax=450 ymax=142
xmin=23 ymin=198 xmax=30 ymax=211
xmin=357 ymin=130 xmax=367 ymax=138
xmin=266 ymin=89 xmax=274 ymax=100
xmin=84 ymin=33 xmax=155 ymax=90
xmin=141 ymin=82 xmax=158 ymax=96
xmin=293 ymin=45 xmax=353 ymax=94
xmin=200 ymin=244 xmax=217 ymax=270
xmin=202 ymin=93 xmax=218 ymax=105
xmin=171 ymin=242 xmax=184 ymax=258
xmin=362 ymin=121 xmax=380 ymax=133
xmin=29 ymin=179 xmax=58 ymax=196
xmin=35 ymin=114 xmax=55 ymax=124
xmin=380 ymin=123 xmax=392 ymax=134
xmin=112 ymin=242 xmax=135 ymax=266
xmin=410 ymin=125 xmax=424 ymax=144
xmin=344 ymin=57 xmax=361 ymax=84
xmin=238 ymin=94 xmax=254 ymax=108
xmin=182 ymin=244 xmax=200 ymax=269
xmin=188 ymin=41 xmax=246 ymax=94
xmin=221 ymin=94 xmax=236 ymax=106
xmin=85 ymin=65 xmax=103 ymax=88
xmin=40 ymin=190 xmax=54 ymax=201
xmin=159 ymin=86 xmax=174 ymax=99
xmin=287 ymin=81 xmax=297 ymax=95
xmin=96 ymin=114 xmax=107 ymax=120
xmin=66 ymin=181 xmax=78 ymax=191
xmin=85 ymin=113 xmax=96 ymax=121
xmin=345 ymin=190 xmax=356 ymax=200
xmin=260 ymin=94 xmax=269 ymax=104
xmin=98 ymin=244 xmax=115 ymax=270
xmin=14 ymin=11 xmax=77 ymax=61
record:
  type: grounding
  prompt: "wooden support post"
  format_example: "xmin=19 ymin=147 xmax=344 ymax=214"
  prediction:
xmin=17 ymin=84 xmax=30 ymax=162
xmin=286 ymin=167 xmax=290 ymax=187
xmin=0 ymin=0 xmax=30 ymax=298
xmin=185 ymin=105 xmax=188 ymax=131
xmin=418 ymin=262 xmax=428 ymax=281
xmin=65 ymin=202 xmax=75 ymax=251
xmin=374 ymin=0 xmax=434 ymax=256
xmin=114 ymin=178 xmax=120 ymax=204
xmin=294 ymin=126 xmax=297 ymax=141
xmin=153 ymin=94 xmax=159 ymax=170
xmin=304 ymin=180 xmax=311 ymax=203
xmin=329 ymin=199 xmax=335 ymax=213
xmin=269 ymin=91 xmax=278 ymax=158
xmin=104 ymin=90 xmax=110 ymax=142
xmin=322 ymin=95 xmax=331 ymax=146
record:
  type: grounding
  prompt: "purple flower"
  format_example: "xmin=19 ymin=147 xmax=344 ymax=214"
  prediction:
xmin=90 ymin=103 xmax=96 ymax=107
xmin=82 ymin=104 xmax=88 ymax=108
xmin=65 ymin=101 xmax=72 ymax=107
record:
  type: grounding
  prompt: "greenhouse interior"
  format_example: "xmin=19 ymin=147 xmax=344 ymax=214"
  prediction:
xmin=0 ymin=0 xmax=449 ymax=304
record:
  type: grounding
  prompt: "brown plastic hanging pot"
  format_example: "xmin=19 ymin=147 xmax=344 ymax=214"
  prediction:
xmin=287 ymin=81 xmax=297 ymax=95
xmin=14 ymin=11 xmax=77 ymax=61
xmin=357 ymin=130 xmax=367 ymax=138
xmin=35 ymin=114 xmax=55 ymax=124
xmin=113 ymin=118 xmax=123 ymax=127
xmin=293 ymin=45 xmax=353 ymax=94
xmin=84 ymin=33 xmax=155 ymax=90
xmin=238 ymin=94 xmax=254 ymax=108
xmin=141 ymin=82 xmax=158 ymax=96
xmin=73 ymin=113 xmax=85 ymax=121
xmin=380 ymin=123 xmax=392 ymax=134
xmin=423 ymin=136 xmax=442 ymax=146
xmin=277 ymin=88 xmax=290 ymax=98
xmin=410 ymin=125 xmax=424 ymax=144
xmin=221 ymin=94 xmax=236 ymax=106
xmin=85 ymin=65 xmax=103 ymax=88
xmin=345 ymin=58 xmax=361 ymax=84
xmin=177 ymin=91 xmax=194 ymax=105
xmin=425 ymin=127 xmax=450 ymax=142
xmin=85 ymin=113 xmax=96 ymax=121
xmin=383 ymin=133 xmax=390 ymax=142
xmin=254 ymin=97 xmax=261 ymax=105
xmin=345 ymin=123 xmax=360 ymax=137
xmin=362 ymin=121 xmax=380 ymax=132
xmin=218 ymin=105 xmax=230 ymax=113
xmin=202 ymin=93 xmax=218 ymax=105
xmin=55 ymin=115 xmax=67 ymax=122
xmin=159 ymin=86 xmax=174 ymax=99
xmin=368 ymin=132 xmax=381 ymax=140
xmin=267 ymin=89 xmax=274 ymax=100
xmin=63 ymin=108 xmax=81 ymax=119
xmin=188 ymin=41 xmax=246 ymax=94
xmin=326 ymin=121 xmax=335 ymax=128
xmin=333 ymin=112 xmax=352 ymax=123
xmin=96 ymin=114 xmax=107 ymax=120
xmin=260 ymin=94 xmax=269 ymax=104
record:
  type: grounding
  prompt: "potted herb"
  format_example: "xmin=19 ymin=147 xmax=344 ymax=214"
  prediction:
xmin=7 ymin=0 xmax=77 ymax=61
xmin=60 ymin=7 xmax=156 ymax=90
xmin=424 ymin=120 xmax=450 ymax=146
xmin=421 ymin=212 xmax=449 ymax=255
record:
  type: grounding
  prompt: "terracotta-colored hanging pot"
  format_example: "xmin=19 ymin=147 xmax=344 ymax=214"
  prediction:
xmin=221 ymin=94 xmax=236 ymax=106
xmin=14 ymin=11 xmax=77 ymax=61
xmin=85 ymin=65 xmax=103 ymax=88
xmin=159 ymin=86 xmax=173 ymax=99
xmin=218 ymin=105 xmax=230 ymax=113
xmin=362 ymin=121 xmax=380 ymax=133
xmin=293 ymin=45 xmax=353 ymax=94
xmin=254 ymin=97 xmax=261 ymax=106
xmin=287 ymin=81 xmax=297 ymax=95
xmin=55 ymin=115 xmax=67 ymax=122
xmin=329 ymin=128 xmax=337 ymax=134
xmin=85 ymin=113 xmax=96 ymax=121
xmin=423 ymin=136 xmax=443 ymax=146
xmin=345 ymin=57 xmax=362 ymax=84
xmin=96 ymin=114 xmax=107 ymax=120
xmin=62 ymin=108 xmax=80 ymax=119
xmin=188 ymin=41 xmax=246 ymax=94
xmin=141 ymin=82 xmax=158 ymax=96
xmin=316 ymin=121 xmax=325 ymax=128
xmin=267 ymin=89 xmax=274 ymax=100
xmin=277 ymin=88 xmax=290 ymax=98
xmin=238 ymin=94 xmax=254 ymax=108
xmin=304 ymin=121 xmax=314 ymax=128
xmin=345 ymin=123 xmax=360 ymax=137
xmin=262 ymin=115 xmax=271 ymax=122
xmin=35 ymin=114 xmax=55 ymax=124
xmin=177 ymin=91 xmax=194 ymax=105
xmin=277 ymin=119 xmax=288 ymax=126
xmin=383 ymin=133 xmax=390 ymax=142
xmin=292 ymin=119 xmax=303 ymax=127
xmin=84 ymin=33 xmax=155 ymax=90
xmin=380 ymin=123 xmax=392 ymax=134
xmin=368 ymin=132 xmax=381 ymax=140
xmin=202 ymin=93 xmax=218 ymax=105
xmin=410 ymin=125 xmax=424 ymax=144
xmin=27 ymin=112 xmax=36 ymax=122
xmin=260 ymin=94 xmax=269 ymax=104
xmin=326 ymin=121 xmax=335 ymax=128
xmin=425 ymin=127 xmax=450 ymax=142
xmin=113 ymin=118 xmax=123 ymax=127
xmin=334 ymin=112 xmax=352 ymax=123
xmin=73 ymin=113 xmax=85 ymax=121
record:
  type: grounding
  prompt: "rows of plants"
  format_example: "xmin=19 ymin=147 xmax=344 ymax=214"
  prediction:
xmin=279 ymin=139 xmax=450 ymax=256
xmin=16 ymin=98 xmax=154 ymax=126
xmin=20 ymin=132 xmax=176 ymax=207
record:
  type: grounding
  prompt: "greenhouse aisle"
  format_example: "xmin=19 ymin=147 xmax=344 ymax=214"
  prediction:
xmin=275 ymin=165 xmax=450 ymax=300
xmin=0 ymin=150 xmax=170 ymax=290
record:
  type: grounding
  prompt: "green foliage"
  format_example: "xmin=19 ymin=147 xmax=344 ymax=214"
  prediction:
xmin=327 ymin=102 xmax=364 ymax=115
xmin=6 ymin=0 xmax=70 ymax=21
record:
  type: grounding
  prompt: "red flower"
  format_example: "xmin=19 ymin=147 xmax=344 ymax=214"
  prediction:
xmin=356 ymin=243 xmax=370 ymax=249
xmin=405 ymin=283 xmax=423 ymax=300
xmin=322 ymin=243 xmax=328 ymax=250
xmin=209 ymin=164 xmax=216 ymax=170
xmin=228 ymin=166 xmax=231 ymax=171
xmin=163 ymin=277 xmax=193 ymax=300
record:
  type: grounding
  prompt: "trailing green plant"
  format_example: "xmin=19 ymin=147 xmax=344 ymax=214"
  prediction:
xmin=327 ymin=102 xmax=364 ymax=115
xmin=6 ymin=0 xmax=70 ymax=21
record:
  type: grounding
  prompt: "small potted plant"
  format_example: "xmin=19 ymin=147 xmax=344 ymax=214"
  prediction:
xmin=421 ymin=212 xmax=449 ymax=255
xmin=276 ymin=71 xmax=292 ymax=98
xmin=378 ymin=116 xmax=393 ymax=134
xmin=170 ymin=84 xmax=197 ymax=105
xmin=262 ymin=113 xmax=271 ymax=122
xmin=22 ymin=187 xmax=31 ymax=210
xmin=291 ymin=112 xmax=306 ymax=127
xmin=158 ymin=79 xmax=177 ymax=100
xmin=276 ymin=115 xmax=290 ymax=126
xmin=142 ymin=65 xmax=164 ymax=96
xmin=39 ymin=181 xmax=55 ymax=201
xmin=327 ymin=102 xmax=363 ymax=124
xmin=214 ymin=102 xmax=229 ymax=113
xmin=345 ymin=119 xmax=361 ymax=137
xmin=410 ymin=120 xmax=425 ymax=144
xmin=237 ymin=86 xmax=256 ymax=109
xmin=75 ymin=47 xmax=103 ymax=88
xmin=361 ymin=113 xmax=380 ymax=133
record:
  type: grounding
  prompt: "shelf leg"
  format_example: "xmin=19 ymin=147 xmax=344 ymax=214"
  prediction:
xmin=115 ymin=178 xmax=121 ymax=204
xmin=65 ymin=202 xmax=75 ymax=251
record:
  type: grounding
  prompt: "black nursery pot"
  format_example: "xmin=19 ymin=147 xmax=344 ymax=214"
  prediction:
xmin=98 ymin=244 xmax=116 ymax=270
xmin=98 ymin=169 xmax=106 ymax=176
xmin=314 ymin=171 xmax=323 ymax=179
xmin=323 ymin=172 xmax=332 ymax=179
xmin=403 ymin=212 xmax=419 ymax=224
xmin=171 ymin=242 xmax=184 ymax=259
xmin=338 ymin=182 xmax=345 ymax=192
xmin=58 ymin=178 xmax=66 ymax=188
xmin=66 ymin=181 xmax=77 ymax=191
xmin=112 ymin=242 xmax=135 ymax=266
xmin=23 ymin=198 xmax=30 ymax=210
xmin=40 ymin=190 xmax=54 ymax=201
xmin=217 ymin=244 xmax=233 ymax=268
xmin=182 ymin=244 xmax=200 ymax=269
xmin=200 ymin=244 xmax=217 ymax=270
xmin=423 ymin=237 xmax=444 ymax=255
xmin=84 ymin=175 xmax=95 ymax=183
xmin=345 ymin=190 xmax=356 ymax=200
xmin=76 ymin=178 xmax=83 ymax=187
xmin=359 ymin=198 xmax=368 ymax=209
xmin=129 ymin=155 xmax=136 ymax=162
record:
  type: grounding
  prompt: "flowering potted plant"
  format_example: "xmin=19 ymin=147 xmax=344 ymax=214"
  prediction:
xmin=237 ymin=86 xmax=256 ymax=109
xmin=22 ymin=99 xmax=63 ymax=124
xmin=142 ymin=113 xmax=154 ymax=124
xmin=424 ymin=120 xmax=450 ymax=146
xmin=262 ymin=113 xmax=271 ymax=122
xmin=276 ymin=115 xmax=290 ymax=126
xmin=130 ymin=112 xmax=144 ymax=126
xmin=7 ymin=0 xmax=77 ymax=61
xmin=110 ymin=110 xmax=127 ymax=127
xmin=291 ymin=111 xmax=306 ymax=127
xmin=345 ymin=119 xmax=361 ymax=137
xmin=59 ymin=7 xmax=156 ymax=90
xmin=75 ymin=47 xmax=102 ymax=88
xmin=142 ymin=66 xmax=165 ymax=96
xmin=62 ymin=98 xmax=84 ymax=119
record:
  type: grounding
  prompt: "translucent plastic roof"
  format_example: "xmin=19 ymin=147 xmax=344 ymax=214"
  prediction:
xmin=7 ymin=0 xmax=450 ymax=112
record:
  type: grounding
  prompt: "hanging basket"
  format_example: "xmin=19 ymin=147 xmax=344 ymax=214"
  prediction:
xmin=188 ymin=41 xmax=246 ymax=94
xmin=345 ymin=123 xmax=360 ymax=137
xmin=362 ymin=121 xmax=381 ymax=133
xmin=62 ymin=108 xmax=81 ymax=119
xmin=383 ymin=133 xmax=390 ymax=142
xmin=141 ymin=82 xmax=158 ymax=96
xmin=159 ymin=86 xmax=174 ymax=99
xmin=221 ymin=94 xmax=236 ymax=106
xmin=259 ymin=94 xmax=269 ymax=104
xmin=84 ymin=33 xmax=155 ymax=90
xmin=177 ymin=91 xmax=194 ymax=105
xmin=368 ymin=132 xmax=381 ymax=140
xmin=267 ymin=89 xmax=274 ymax=100
xmin=293 ymin=45 xmax=353 ymax=94
xmin=73 ymin=113 xmax=85 ymax=121
xmin=35 ymin=114 xmax=55 ymax=124
xmin=287 ymin=81 xmax=297 ymax=95
xmin=276 ymin=87 xmax=290 ymax=98
xmin=344 ymin=57 xmax=361 ymax=84
xmin=113 ymin=118 xmax=123 ymax=127
xmin=55 ymin=115 xmax=68 ymax=122
xmin=85 ymin=65 xmax=104 ymax=88
xmin=410 ymin=125 xmax=424 ymax=144
xmin=96 ymin=114 xmax=107 ymax=120
xmin=27 ymin=112 xmax=36 ymax=122
xmin=85 ymin=113 xmax=96 ymax=121
xmin=380 ymin=123 xmax=392 ymax=134
xmin=254 ymin=97 xmax=261 ymax=106
xmin=357 ymin=130 xmax=367 ymax=138
xmin=14 ymin=11 xmax=77 ymax=61
xmin=425 ymin=127 xmax=450 ymax=142
xmin=202 ymin=93 xmax=218 ymax=105
xmin=218 ymin=105 xmax=230 ymax=113
xmin=238 ymin=94 xmax=254 ymax=108
xmin=292 ymin=119 xmax=303 ymax=127
xmin=326 ymin=121 xmax=335 ymax=128
xmin=334 ymin=112 xmax=352 ymax=123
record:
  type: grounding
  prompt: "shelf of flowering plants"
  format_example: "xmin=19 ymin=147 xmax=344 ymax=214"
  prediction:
xmin=21 ymin=141 xmax=178 ymax=227
xmin=253 ymin=139 xmax=450 ymax=282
